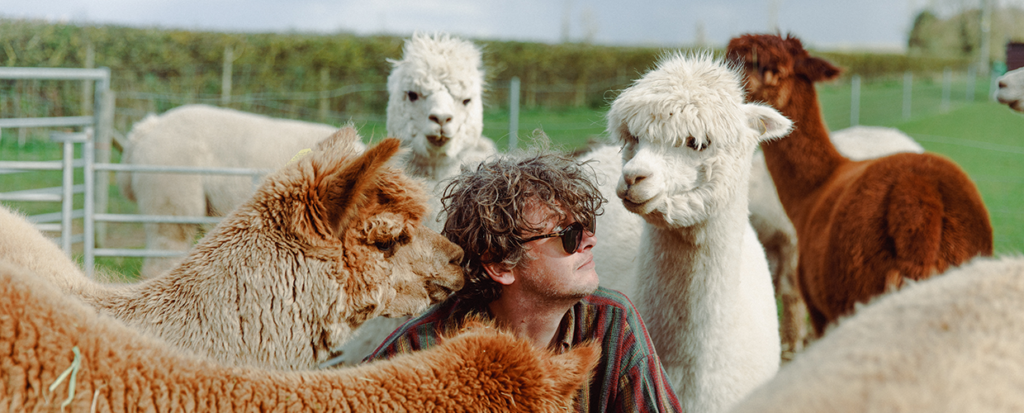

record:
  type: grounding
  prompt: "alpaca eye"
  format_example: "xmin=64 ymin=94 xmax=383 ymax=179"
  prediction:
xmin=686 ymin=136 xmax=709 ymax=151
xmin=375 ymin=240 xmax=396 ymax=253
xmin=462 ymin=98 xmax=471 ymax=105
xmin=407 ymin=91 xmax=419 ymax=102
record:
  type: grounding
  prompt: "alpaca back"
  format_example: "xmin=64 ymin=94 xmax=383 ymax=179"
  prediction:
xmin=0 ymin=205 xmax=90 ymax=293
xmin=119 ymin=104 xmax=365 ymax=277
xmin=0 ymin=260 xmax=598 ymax=412
xmin=121 ymin=104 xmax=358 ymax=215
xmin=729 ymin=256 xmax=1024 ymax=413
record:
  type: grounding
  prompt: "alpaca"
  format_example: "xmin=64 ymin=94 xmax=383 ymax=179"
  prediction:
xmin=334 ymin=32 xmax=498 ymax=366
xmin=726 ymin=33 xmax=993 ymax=336
xmin=118 ymin=104 xmax=364 ymax=277
xmin=996 ymin=67 xmax=1024 ymax=112
xmin=608 ymin=53 xmax=790 ymax=412
xmin=727 ymin=256 xmax=1024 ymax=413
xmin=386 ymin=31 xmax=496 ymax=226
xmin=583 ymin=124 xmax=923 ymax=336
xmin=2 ymin=127 xmax=465 ymax=371
xmin=749 ymin=125 xmax=925 ymax=355
xmin=0 ymin=260 xmax=601 ymax=412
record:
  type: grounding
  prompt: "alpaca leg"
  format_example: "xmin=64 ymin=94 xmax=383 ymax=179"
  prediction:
xmin=806 ymin=301 xmax=829 ymax=337
xmin=777 ymin=235 xmax=807 ymax=359
xmin=135 ymin=173 xmax=204 ymax=279
xmin=140 ymin=222 xmax=195 ymax=277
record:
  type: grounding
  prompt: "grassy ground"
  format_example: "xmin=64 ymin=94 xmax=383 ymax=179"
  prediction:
xmin=3 ymin=78 xmax=1022 ymax=276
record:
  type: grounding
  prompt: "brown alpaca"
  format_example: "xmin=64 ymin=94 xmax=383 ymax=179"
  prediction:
xmin=0 ymin=260 xmax=600 ymax=412
xmin=0 ymin=127 xmax=466 ymax=371
xmin=726 ymin=34 xmax=993 ymax=335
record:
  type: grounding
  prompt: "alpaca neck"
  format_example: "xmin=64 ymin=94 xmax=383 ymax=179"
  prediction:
xmin=637 ymin=200 xmax=747 ymax=357
xmin=635 ymin=197 xmax=756 ymax=412
xmin=761 ymin=79 xmax=846 ymax=219
xmin=405 ymin=151 xmax=461 ymax=181
xmin=85 ymin=215 xmax=349 ymax=370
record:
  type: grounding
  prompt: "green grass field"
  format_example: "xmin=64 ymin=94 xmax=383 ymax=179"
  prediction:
xmin=2 ymin=78 xmax=1022 ymax=276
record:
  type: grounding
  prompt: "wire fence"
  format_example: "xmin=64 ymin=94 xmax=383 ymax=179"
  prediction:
xmin=3 ymin=65 xmax=1022 ymax=271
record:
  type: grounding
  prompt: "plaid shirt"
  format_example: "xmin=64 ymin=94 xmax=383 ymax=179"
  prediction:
xmin=364 ymin=287 xmax=682 ymax=412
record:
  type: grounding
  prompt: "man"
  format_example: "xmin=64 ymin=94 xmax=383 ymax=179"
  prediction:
xmin=366 ymin=151 xmax=681 ymax=412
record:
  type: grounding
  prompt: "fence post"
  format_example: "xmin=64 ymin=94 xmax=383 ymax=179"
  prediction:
xmin=989 ymin=71 xmax=1000 ymax=101
xmin=902 ymin=71 xmax=912 ymax=121
xmin=966 ymin=66 xmax=976 ymax=101
xmin=319 ymin=68 xmax=330 ymax=122
xmin=82 ymin=44 xmax=95 ymax=116
xmin=221 ymin=45 xmax=233 ymax=106
xmin=61 ymin=136 xmax=75 ymax=253
xmin=850 ymin=74 xmax=860 ymax=127
xmin=574 ymin=78 xmax=586 ymax=108
xmin=509 ymin=76 xmax=521 ymax=151
xmin=95 ymin=90 xmax=115 ymax=248
xmin=941 ymin=67 xmax=951 ymax=112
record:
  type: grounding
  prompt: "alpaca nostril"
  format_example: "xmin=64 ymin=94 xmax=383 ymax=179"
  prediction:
xmin=449 ymin=246 xmax=464 ymax=267
xmin=998 ymin=81 xmax=1007 ymax=89
xmin=429 ymin=114 xmax=453 ymax=126
xmin=624 ymin=174 xmax=647 ymax=186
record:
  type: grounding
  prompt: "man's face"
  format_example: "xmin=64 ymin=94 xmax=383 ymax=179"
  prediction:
xmin=512 ymin=200 xmax=600 ymax=301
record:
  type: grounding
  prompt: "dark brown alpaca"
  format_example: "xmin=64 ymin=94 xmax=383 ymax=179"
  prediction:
xmin=726 ymin=34 xmax=993 ymax=335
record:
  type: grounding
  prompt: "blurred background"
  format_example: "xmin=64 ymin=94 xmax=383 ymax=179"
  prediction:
xmin=2 ymin=0 xmax=1023 ymax=275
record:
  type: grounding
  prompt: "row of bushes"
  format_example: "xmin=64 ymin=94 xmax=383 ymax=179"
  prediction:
xmin=1 ymin=18 xmax=973 ymax=129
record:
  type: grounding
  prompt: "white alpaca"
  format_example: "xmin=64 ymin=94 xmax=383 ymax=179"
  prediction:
xmin=334 ymin=32 xmax=497 ymax=366
xmin=749 ymin=125 xmax=925 ymax=354
xmin=386 ymin=32 xmax=496 ymax=228
xmin=118 ymin=104 xmax=364 ymax=277
xmin=728 ymin=255 xmax=1024 ymax=413
xmin=608 ymin=53 xmax=789 ymax=412
xmin=4 ymin=129 xmax=463 ymax=371
xmin=996 ymin=67 xmax=1024 ymax=112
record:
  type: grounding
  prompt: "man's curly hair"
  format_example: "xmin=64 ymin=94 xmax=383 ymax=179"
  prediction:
xmin=440 ymin=151 xmax=606 ymax=306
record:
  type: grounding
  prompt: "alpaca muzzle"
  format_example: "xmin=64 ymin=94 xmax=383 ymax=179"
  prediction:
xmin=426 ymin=134 xmax=451 ymax=147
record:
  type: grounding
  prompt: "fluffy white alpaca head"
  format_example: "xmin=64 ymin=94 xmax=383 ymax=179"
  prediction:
xmin=996 ymin=67 xmax=1024 ymax=113
xmin=386 ymin=32 xmax=486 ymax=162
xmin=608 ymin=53 xmax=792 ymax=228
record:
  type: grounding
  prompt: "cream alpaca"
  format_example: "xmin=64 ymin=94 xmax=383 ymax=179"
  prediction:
xmin=118 ymin=104 xmax=364 ymax=277
xmin=608 ymin=53 xmax=789 ymax=412
xmin=0 ymin=260 xmax=600 ymax=412
xmin=2 ymin=127 xmax=463 ymax=371
xmin=996 ymin=67 xmax=1024 ymax=112
xmin=728 ymin=256 xmax=1024 ymax=413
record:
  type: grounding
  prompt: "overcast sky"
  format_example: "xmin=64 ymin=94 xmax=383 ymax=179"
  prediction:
xmin=4 ymin=0 xmax=1020 ymax=50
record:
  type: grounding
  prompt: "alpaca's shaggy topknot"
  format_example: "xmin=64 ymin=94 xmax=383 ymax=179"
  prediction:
xmin=388 ymin=32 xmax=485 ymax=104
xmin=609 ymin=53 xmax=748 ymax=151
xmin=440 ymin=151 xmax=606 ymax=305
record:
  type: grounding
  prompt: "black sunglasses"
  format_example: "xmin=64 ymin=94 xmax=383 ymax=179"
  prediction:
xmin=520 ymin=220 xmax=596 ymax=254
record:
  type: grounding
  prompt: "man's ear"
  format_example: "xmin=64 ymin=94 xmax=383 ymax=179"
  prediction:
xmin=482 ymin=262 xmax=516 ymax=286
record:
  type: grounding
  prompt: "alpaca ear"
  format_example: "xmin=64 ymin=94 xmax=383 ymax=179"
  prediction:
xmin=796 ymin=56 xmax=842 ymax=82
xmin=744 ymin=103 xmax=793 ymax=142
xmin=315 ymin=125 xmax=362 ymax=153
xmin=318 ymin=138 xmax=402 ymax=238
